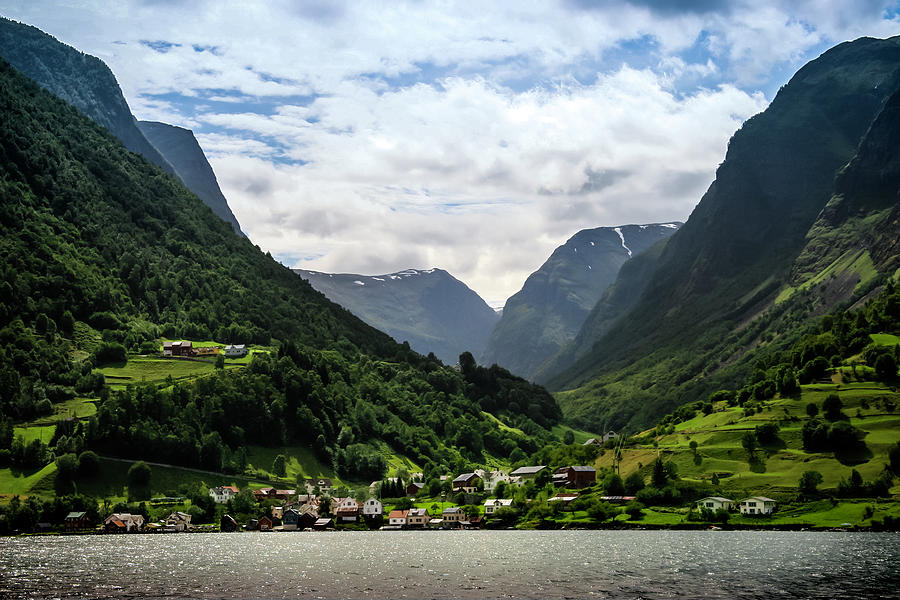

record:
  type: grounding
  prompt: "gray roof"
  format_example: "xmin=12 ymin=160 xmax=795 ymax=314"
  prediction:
xmin=453 ymin=472 xmax=478 ymax=484
xmin=510 ymin=465 xmax=546 ymax=476
xmin=569 ymin=465 xmax=595 ymax=472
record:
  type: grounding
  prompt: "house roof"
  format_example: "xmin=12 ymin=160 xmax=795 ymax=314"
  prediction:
xmin=65 ymin=511 xmax=87 ymax=519
xmin=700 ymin=496 xmax=734 ymax=503
xmin=408 ymin=482 xmax=424 ymax=489
xmin=452 ymin=472 xmax=478 ymax=484
xmin=443 ymin=507 xmax=465 ymax=514
xmin=314 ymin=518 xmax=333 ymax=526
xmin=388 ymin=510 xmax=408 ymax=519
xmin=484 ymin=498 xmax=513 ymax=507
xmin=569 ymin=465 xmax=596 ymax=472
xmin=744 ymin=496 xmax=776 ymax=503
xmin=583 ymin=438 xmax=600 ymax=445
xmin=550 ymin=494 xmax=579 ymax=502
xmin=510 ymin=465 xmax=546 ymax=476
xmin=407 ymin=508 xmax=428 ymax=517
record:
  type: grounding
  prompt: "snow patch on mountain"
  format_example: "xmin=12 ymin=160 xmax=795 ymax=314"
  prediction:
xmin=613 ymin=227 xmax=632 ymax=257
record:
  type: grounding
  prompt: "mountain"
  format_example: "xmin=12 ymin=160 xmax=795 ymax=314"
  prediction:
xmin=0 ymin=56 xmax=560 ymax=483
xmin=0 ymin=17 xmax=174 ymax=176
xmin=548 ymin=36 xmax=900 ymax=433
xmin=295 ymin=268 xmax=499 ymax=365
xmin=138 ymin=121 xmax=243 ymax=234
xmin=0 ymin=17 xmax=242 ymax=233
xmin=481 ymin=223 xmax=681 ymax=380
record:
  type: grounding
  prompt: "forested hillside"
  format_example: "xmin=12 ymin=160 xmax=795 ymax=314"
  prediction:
xmin=0 ymin=58 xmax=561 ymax=486
xmin=549 ymin=36 xmax=900 ymax=433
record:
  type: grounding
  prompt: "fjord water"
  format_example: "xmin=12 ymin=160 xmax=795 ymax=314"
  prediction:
xmin=1 ymin=530 xmax=897 ymax=599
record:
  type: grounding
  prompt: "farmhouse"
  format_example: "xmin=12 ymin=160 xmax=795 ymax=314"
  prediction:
xmin=225 ymin=344 xmax=248 ymax=358
xmin=697 ymin=497 xmax=734 ymax=512
xmin=406 ymin=482 xmax=425 ymax=496
xmin=334 ymin=497 xmax=362 ymax=522
xmin=740 ymin=497 xmax=776 ymax=515
xmin=163 ymin=341 xmax=194 ymax=357
xmin=483 ymin=498 xmax=514 ymax=515
xmin=209 ymin=485 xmax=240 ymax=503
xmin=552 ymin=466 xmax=596 ymax=488
xmin=363 ymin=498 xmax=383 ymax=517
xmin=452 ymin=472 xmax=481 ymax=493
xmin=64 ymin=511 xmax=91 ymax=531
xmin=406 ymin=508 xmax=429 ymax=527
xmin=104 ymin=513 xmax=144 ymax=533
xmin=510 ymin=465 xmax=547 ymax=481
xmin=388 ymin=509 xmax=408 ymax=526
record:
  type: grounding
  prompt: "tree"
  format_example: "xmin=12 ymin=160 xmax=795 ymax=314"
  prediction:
xmin=823 ymin=394 xmax=843 ymax=421
xmin=127 ymin=461 xmax=151 ymax=500
xmin=603 ymin=473 xmax=626 ymax=496
xmin=563 ymin=430 xmax=575 ymax=445
xmin=272 ymin=454 xmax=287 ymax=478
xmin=741 ymin=431 xmax=758 ymax=460
xmin=77 ymin=450 xmax=99 ymax=477
xmin=755 ymin=422 xmax=780 ymax=445
xmin=587 ymin=500 xmax=619 ymax=522
xmin=215 ymin=354 xmax=225 ymax=370
xmin=875 ymin=354 xmax=897 ymax=381
xmin=806 ymin=402 xmax=819 ymax=418
xmin=55 ymin=453 xmax=79 ymax=483
xmin=798 ymin=470 xmax=823 ymax=497
xmin=651 ymin=458 xmax=667 ymax=488
xmin=625 ymin=471 xmax=645 ymax=494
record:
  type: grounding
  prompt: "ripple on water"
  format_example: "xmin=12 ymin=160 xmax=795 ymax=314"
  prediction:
xmin=0 ymin=530 xmax=898 ymax=599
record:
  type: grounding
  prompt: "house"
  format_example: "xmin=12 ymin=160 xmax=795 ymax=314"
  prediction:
xmin=740 ymin=497 xmax=776 ymax=516
xmin=603 ymin=431 xmax=619 ymax=443
xmin=583 ymin=438 xmax=601 ymax=446
xmin=406 ymin=482 xmax=425 ymax=496
xmin=165 ymin=511 xmax=192 ymax=532
xmin=388 ymin=509 xmax=408 ymax=526
xmin=553 ymin=466 xmax=596 ymax=488
xmin=475 ymin=469 xmax=511 ymax=492
xmin=697 ymin=497 xmax=734 ymax=512
xmin=406 ymin=508 xmax=429 ymax=527
xmin=305 ymin=478 xmax=333 ymax=493
xmin=282 ymin=508 xmax=301 ymax=530
xmin=314 ymin=517 xmax=334 ymax=530
xmin=253 ymin=488 xmax=295 ymax=502
xmin=428 ymin=518 xmax=444 ymax=529
xmin=442 ymin=506 xmax=466 ymax=525
xmin=258 ymin=516 xmax=273 ymax=531
xmin=462 ymin=515 xmax=484 ymax=529
xmin=64 ymin=511 xmax=91 ymax=532
xmin=104 ymin=513 xmax=144 ymax=533
xmin=549 ymin=493 xmax=579 ymax=510
xmin=209 ymin=485 xmax=239 ymax=504
xmin=483 ymin=498 xmax=514 ymax=515
xmin=163 ymin=341 xmax=194 ymax=357
xmin=452 ymin=472 xmax=481 ymax=493
xmin=224 ymin=344 xmax=248 ymax=358
xmin=510 ymin=465 xmax=547 ymax=481
xmin=334 ymin=498 xmax=361 ymax=522
xmin=362 ymin=498 xmax=383 ymax=517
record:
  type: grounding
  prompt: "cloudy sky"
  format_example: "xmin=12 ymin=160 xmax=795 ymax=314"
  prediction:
xmin=3 ymin=1 xmax=899 ymax=305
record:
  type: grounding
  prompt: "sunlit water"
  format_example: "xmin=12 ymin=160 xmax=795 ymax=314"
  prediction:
xmin=1 ymin=530 xmax=898 ymax=599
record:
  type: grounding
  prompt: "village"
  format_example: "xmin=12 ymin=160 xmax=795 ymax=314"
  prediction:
xmin=49 ymin=463 xmax=778 ymax=535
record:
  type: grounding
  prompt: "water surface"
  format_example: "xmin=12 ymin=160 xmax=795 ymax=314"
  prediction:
xmin=1 ymin=530 xmax=897 ymax=599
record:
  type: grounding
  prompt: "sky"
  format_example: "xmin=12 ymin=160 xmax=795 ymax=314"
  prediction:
xmin=3 ymin=1 xmax=899 ymax=306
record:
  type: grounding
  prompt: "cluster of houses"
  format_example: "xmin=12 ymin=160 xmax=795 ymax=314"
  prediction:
xmin=162 ymin=341 xmax=249 ymax=358
xmin=696 ymin=496 xmax=777 ymax=516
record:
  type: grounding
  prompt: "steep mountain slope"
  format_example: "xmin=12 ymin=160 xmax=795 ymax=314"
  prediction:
xmin=0 ymin=16 xmax=174 ymax=176
xmin=549 ymin=36 xmax=900 ymax=432
xmin=482 ymin=223 xmax=681 ymax=380
xmin=138 ymin=121 xmax=243 ymax=234
xmin=295 ymin=268 xmax=499 ymax=365
xmin=0 ymin=56 xmax=561 ymax=481
xmin=0 ymin=17 xmax=243 ymax=233
xmin=534 ymin=235 xmax=673 ymax=383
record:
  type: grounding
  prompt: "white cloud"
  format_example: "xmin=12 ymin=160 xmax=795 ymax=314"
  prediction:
xmin=1 ymin=0 xmax=896 ymax=303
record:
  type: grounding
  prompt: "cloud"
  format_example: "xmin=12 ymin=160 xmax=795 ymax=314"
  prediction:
xmin=1 ymin=0 xmax=896 ymax=302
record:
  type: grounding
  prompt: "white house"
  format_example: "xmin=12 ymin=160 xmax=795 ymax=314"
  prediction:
xmin=483 ymin=498 xmax=514 ymax=515
xmin=388 ymin=509 xmax=408 ymax=526
xmin=476 ymin=469 xmax=511 ymax=493
xmin=696 ymin=496 xmax=734 ymax=512
xmin=603 ymin=431 xmax=619 ymax=443
xmin=740 ymin=497 xmax=776 ymax=515
xmin=104 ymin=513 xmax=144 ymax=532
xmin=224 ymin=344 xmax=248 ymax=358
xmin=209 ymin=485 xmax=239 ymax=504
xmin=363 ymin=498 xmax=383 ymax=517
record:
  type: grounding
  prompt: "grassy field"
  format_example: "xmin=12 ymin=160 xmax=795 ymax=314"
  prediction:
xmin=550 ymin=423 xmax=600 ymax=444
xmin=244 ymin=445 xmax=339 ymax=485
xmin=595 ymin=379 xmax=900 ymax=499
xmin=0 ymin=463 xmax=57 ymax=500
xmin=870 ymin=333 xmax=900 ymax=346
xmin=98 ymin=356 xmax=223 ymax=389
